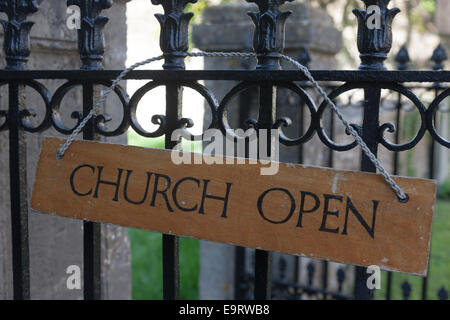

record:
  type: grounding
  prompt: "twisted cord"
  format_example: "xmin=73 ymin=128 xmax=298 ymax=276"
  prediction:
xmin=56 ymin=51 xmax=407 ymax=202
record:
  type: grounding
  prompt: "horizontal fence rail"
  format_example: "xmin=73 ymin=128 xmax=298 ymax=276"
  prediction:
xmin=0 ymin=0 xmax=448 ymax=300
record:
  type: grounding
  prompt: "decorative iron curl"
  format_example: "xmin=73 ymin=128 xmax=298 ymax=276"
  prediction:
xmin=0 ymin=80 xmax=51 ymax=132
xmin=50 ymin=80 xmax=129 ymax=136
xmin=316 ymin=82 xmax=427 ymax=152
xmin=316 ymin=82 xmax=364 ymax=152
xmin=218 ymin=81 xmax=317 ymax=145
xmin=18 ymin=80 xmax=52 ymax=133
xmin=378 ymin=83 xmax=427 ymax=151
xmin=128 ymin=80 xmax=218 ymax=140
xmin=427 ymin=88 xmax=450 ymax=148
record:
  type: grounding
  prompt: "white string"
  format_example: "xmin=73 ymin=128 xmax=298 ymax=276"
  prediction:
xmin=56 ymin=51 xmax=408 ymax=202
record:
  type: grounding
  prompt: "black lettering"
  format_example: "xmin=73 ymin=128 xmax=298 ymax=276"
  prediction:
xmin=93 ymin=166 xmax=124 ymax=201
xmin=123 ymin=170 xmax=152 ymax=205
xmin=297 ymin=191 xmax=320 ymax=228
xmin=172 ymin=177 xmax=200 ymax=212
xmin=70 ymin=164 xmax=95 ymax=197
xmin=342 ymin=198 xmax=379 ymax=239
xmin=199 ymin=180 xmax=232 ymax=218
xmin=150 ymin=173 xmax=174 ymax=212
xmin=319 ymin=194 xmax=343 ymax=234
xmin=257 ymin=188 xmax=295 ymax=224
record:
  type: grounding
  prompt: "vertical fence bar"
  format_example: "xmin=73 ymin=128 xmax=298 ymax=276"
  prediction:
xmin=68 ymin=0 xmax=112 ymax=299
xmin=246 ymin=0 xmax=293 ymax=300
xmin=8 ymin=81 xmax=30 ymax=300
xmin=82 ymin=83 xmax=102 ymax=299
xmin=0 ymin=0 xmax=40 ymax=300
xmin=162 ymin=80 xmax=182 ymax=299
xmin=353 ymin=0 xmax=399 ymax=300
xmin=152 ymin=0 xmax=197 ymax=299
xmin=293 ymin=51 xmax=311 ymax=300
xmin=421 ymin=43 xmax=448 ymax=301
xmin=354 ymin=86 xmax=381 ymax=300
xmin=384 ymin=44 xmax=410 ymax=300
xmin=254 ymin=84 xmax=275 ymax=300
xmin=234 ymin=65 xmax=253 ymax=299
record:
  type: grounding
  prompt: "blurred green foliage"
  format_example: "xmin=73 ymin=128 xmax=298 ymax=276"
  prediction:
xmin=438 ymin=178 xmax=450 ymax=200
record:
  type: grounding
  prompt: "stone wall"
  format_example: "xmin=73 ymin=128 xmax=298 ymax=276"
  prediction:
xmin=0 ymin=0 xmax=131 ymax=300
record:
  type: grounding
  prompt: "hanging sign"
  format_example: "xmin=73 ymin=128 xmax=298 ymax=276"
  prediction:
xmin=32 ymin=137 xmax=436 ymax=276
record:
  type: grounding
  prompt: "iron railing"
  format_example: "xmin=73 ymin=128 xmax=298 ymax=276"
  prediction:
xmin=235 ymin=44 xmax=450 ymax=300
xmin=0 ymin=0 xmax=448 ymax=300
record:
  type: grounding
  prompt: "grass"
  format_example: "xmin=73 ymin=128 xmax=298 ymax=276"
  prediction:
xmin=126 ymin=130 xmax=449 ymax=300
xmin=128 ymin=230 xmax=200 ymax=300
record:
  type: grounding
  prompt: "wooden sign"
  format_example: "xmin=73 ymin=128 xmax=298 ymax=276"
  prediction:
xmin=32 ymin=138 xmax=436 ymax=276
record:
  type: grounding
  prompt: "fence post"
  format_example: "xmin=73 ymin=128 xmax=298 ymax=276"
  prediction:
xmin=353 ymin=0 xmax=399 ymax=299
xmin=67 ymin=0 xmax=112 ymax=300
xmin=0 ymin=0 xmax=40 ymax=300
xmin=246 ymin=0 xmax=293 ymax=300
xmin=152 ymin=0 xmax=197 ymax=300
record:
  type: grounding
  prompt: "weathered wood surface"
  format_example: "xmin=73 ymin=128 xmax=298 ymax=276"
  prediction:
xmin=32 ymin=138 xmax=436 ymax=275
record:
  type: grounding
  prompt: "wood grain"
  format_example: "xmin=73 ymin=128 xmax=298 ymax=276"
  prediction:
xmin=32 ymin=138 xmax=437 ymax=275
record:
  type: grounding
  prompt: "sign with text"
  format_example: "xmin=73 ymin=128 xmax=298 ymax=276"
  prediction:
xmin=32 ymin=138 xmax=436 ymax=275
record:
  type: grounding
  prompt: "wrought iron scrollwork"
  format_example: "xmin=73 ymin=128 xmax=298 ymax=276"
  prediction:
xmin=217 ymin=81 xmax=316 ymax=145
xmin=0 ymin=79 xmax=52 ymax=132
xmin=18 ymin=80 xmax=52 ymax=133
xmin=427 ymin=88 xmax=450 ymax=148
xmin=50 ymin=80 xmax=129 ymax=136
xmin=378 ymin=84 xmax=427 ymax=151
xmin=128 ymin=80 xmax=218 ymax=140
xmin=316 ymin=83 xmax=364 ymax=152
xmin=316 ymin=82 xmax=426 ymax=152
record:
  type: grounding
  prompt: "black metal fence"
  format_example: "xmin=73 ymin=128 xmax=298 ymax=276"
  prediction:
xmin=0 ymin=0 xmax=449 ymax=300
xmin=234 ymin=44 xmax=450 ymax=300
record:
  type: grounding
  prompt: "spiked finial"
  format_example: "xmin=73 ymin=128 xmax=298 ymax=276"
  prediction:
xmin=297 ymin=47 xmax=311 ymax=68
xmin=438 ymin=287 xmax=448 ymax=300
xmin=395 ymin=45 xmax=410 ymax=70
xmin=431 ymin=43 xmax=448 ymax=71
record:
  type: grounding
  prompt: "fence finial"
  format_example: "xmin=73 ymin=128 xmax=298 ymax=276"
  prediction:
xmin=431 ymin=43 xmax=448 ymax=71
xmin=395 ymin=44 xmax=410 ymax=71
xmin=353 ymin=0 xmax=400 ymax=70
xmin=246 ymin=0 xmax=293 ymax=70
xmin=0 ymin=0 xmax=39 ymax=70
xmin=67 ymin=0 xmax=112 ymax=70
xmin=152 ymin=0 xmax=198 ymax=70
xmin=298 ymin=47 xmax=311 ymax=69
